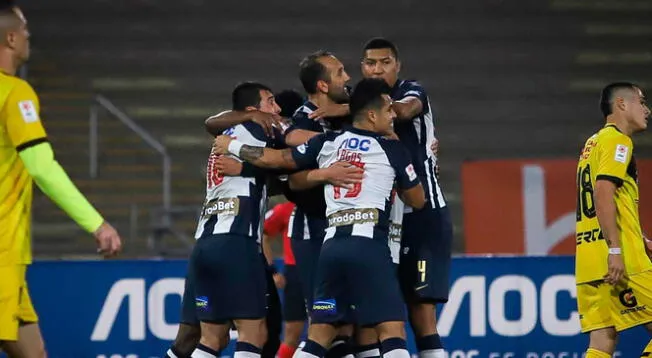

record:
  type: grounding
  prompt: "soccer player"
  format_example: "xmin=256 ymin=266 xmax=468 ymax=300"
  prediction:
xmin=360 ymin=38 xmax=451 ymax=358
xmin=213 ymin=77 xmax=426 ymax=358
xmin=263 ymin=202 xmax=309 ymax=358
xmin=0 ymin=4 xmax=122 ymax=357
xmin=575 ymin=82 xmax=652 ymax=358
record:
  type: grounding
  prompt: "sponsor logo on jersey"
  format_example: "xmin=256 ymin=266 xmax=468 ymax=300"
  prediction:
xmin=202 ymin=198 xmax=240 ymax=217
xmin=327 ymin=208 xmax=378 ymax=227
xmin=18 ymin=100 xmax=38 ymax=123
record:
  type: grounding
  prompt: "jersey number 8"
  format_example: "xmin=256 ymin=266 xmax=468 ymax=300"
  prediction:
xmin=576 ymin=164 xmax=596 ymax=221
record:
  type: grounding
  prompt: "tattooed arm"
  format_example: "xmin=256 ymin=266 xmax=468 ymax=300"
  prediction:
xmin=213 ymin=135 xmax=298 ymax=169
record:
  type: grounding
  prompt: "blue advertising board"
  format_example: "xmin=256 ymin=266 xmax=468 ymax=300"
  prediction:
xmin=13 ymin=257 xmax=649 ymax=358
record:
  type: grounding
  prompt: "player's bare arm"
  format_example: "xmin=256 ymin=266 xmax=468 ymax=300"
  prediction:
xmin=400 ymin=183 xmax=426 ymax=210
xmin=392 ymin=97 xmax=423 ymax=121
xmin=205 ymin=110 xmax=285 ymax=138
xmin=285 ymin=128 xmax=320 ymax=147
xmin=288 ymin=161 xmax=364 ymax=191
xmin=308 ymin=103 xmax=350 ymax=120
xmin=595 ymin=179 xmax=625 ymax=284
xmin=213 ymin=135 xmax=298 ymax=169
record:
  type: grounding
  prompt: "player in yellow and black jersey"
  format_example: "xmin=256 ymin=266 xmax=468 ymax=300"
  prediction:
xmin=575 ymin=82 xmax=652 ymax=358
xmin=0 ymin=3 xmax=122 ymax=357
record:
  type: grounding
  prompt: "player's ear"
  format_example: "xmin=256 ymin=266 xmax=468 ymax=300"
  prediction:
xmin=244 ymin=106 xmax=258 ymax=112
xmin=614 ymin=97 xmax=626 ymax=112
xmin=396 ymin=59 xmax=401 ymax=73
xmin=317 ymin=80 xmax=331 ymax=94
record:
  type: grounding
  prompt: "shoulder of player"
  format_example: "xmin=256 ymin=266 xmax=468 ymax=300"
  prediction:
xmin=231 ymin=121 xmax=272 ymax=143
xmin=598 ymin=126 xmax=633 ymax=147
xmin=3 ymin=75 xmax=37 ymax=99
xmin=398 ymin=79 xmax=426 ymax=92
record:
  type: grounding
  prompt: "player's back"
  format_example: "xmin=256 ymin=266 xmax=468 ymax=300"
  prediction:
xmin=575 ymin=124 xmax=652 ymax=283
xmin=315 ymin=128 xmax=414 ymax=241
xmin=0 ymin=73 xmax=43 ymax=266
xmin=195 ymin=121 xmax=281 ymax=241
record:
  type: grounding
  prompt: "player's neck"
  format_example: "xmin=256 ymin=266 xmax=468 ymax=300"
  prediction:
xmin=0 ymin=52 xmax=18 ymax=76
xmin=606 ymin=117 xmax=633 ymax=136
xmin=352 ymin=121 xmax=375 ymax=133
xmin=308 ymin=93 xmax=336 ymax=109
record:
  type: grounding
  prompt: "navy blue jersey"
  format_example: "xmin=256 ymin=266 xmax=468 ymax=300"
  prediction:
xmin=291 ymin=127 xmax=419 ymax=241
xmin=391 ymin=79 xmax=446 ymax=210
xmin=194 ymin=122 xmax=284 ymax=242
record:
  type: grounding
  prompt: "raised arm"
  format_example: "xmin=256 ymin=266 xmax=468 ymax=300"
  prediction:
xmin=205 ymin=110 xmax=285 ymax=138
xmin=288 ymin=162 xmax=363 ymax=191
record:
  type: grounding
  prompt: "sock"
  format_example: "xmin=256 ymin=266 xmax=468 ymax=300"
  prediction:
xmin=642 ymin=339 xmax=652 ymax=357
xmin=585 ymin=348 xmax=611 ymax=358
xmin=235 ymin=341 xmax=262 ymax=358
xmin=416 ymin=334 xmax=445 ymax=358
xmin=279 ymin=343 xmax=298 ymax=358
xmin=298 ymin=339 xmax=328 ymax=358
xmin=326 ymin=336 xmax=352 ymax=358
xmin=293 ymin=341 xmax=306 ymax=358
xmin=380 ymin=338 xmax=410 ymax=358
xmin=191 ymin=343 xmax=220 ymax=358
xmin=355 ymin=343 xmax=380 ymax=358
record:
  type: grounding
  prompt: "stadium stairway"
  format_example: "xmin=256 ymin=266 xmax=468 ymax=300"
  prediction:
xmin=21 ymin=0 xmax=652 ymax=257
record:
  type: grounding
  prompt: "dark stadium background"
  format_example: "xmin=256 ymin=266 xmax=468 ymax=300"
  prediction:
xmin=21 ymin=0 xmax=652 ymax=258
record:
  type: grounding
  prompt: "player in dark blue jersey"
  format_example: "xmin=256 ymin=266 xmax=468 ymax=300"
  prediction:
xmin=361 ymin=38 xmax=452 ymax=358
xmin=213 ymin=78 xmax=426 ymax=358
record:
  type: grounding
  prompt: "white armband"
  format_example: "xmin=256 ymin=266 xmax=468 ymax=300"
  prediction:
xmin=608 ymin=247 xmax=622 ymax=255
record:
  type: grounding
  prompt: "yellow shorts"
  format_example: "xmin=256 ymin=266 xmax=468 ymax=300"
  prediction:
xmin=577 ymin=270 xmax=652 ymax=333
xmin=0 ymin=265 xmax=38 ymax=341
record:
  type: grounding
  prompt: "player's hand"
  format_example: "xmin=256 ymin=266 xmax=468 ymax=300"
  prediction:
xmin=273 ymin=273 xmax=286 ymax=289
xmin=215 ymin=155 xmax=243 ymax=176
xmin=604 ymin=252 xmax=625 ymax=285
xmin=324 ymin=161 xmax=364 ymax=189
xmin=94 ymin=221 xmax=122 ymax=258
xmin=213 ymin=135 xmax=233 ymax=155
xmin=250 ymin=111 xmax=287 ymax=138
xmin=431 ymin=138 xmax=439 ymax=156
xmin=308 ymin=104 xmax=350 ymax=120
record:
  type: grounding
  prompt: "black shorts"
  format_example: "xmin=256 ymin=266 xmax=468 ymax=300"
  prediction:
xmin=180 ymin=266 xmax=199 ymax=326
xmin=399 ymin=206 xmax=453 ymax=303
xmin=291 ymin=237 xmax=323 ymax=311
xmin=188 ymin=234 xmax=267 ymax=323
xmin=311 ymin=236 xmax=406 ymax=326
xmin=282 ymin=264 xmax=307 ymax=322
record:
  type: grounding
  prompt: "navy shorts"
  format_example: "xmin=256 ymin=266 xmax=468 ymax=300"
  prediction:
xmin=311 ymin=236 xmax=406 ymax=326
xmin=282 ymin=264 xmax=307 ymax=322
xmin=188 ymin=234 xmax=267 ymax=323
xmin=180 ymin=267 xmax=199 ymax=325
xmin=399 ymin=206 xmax=453 ymax=303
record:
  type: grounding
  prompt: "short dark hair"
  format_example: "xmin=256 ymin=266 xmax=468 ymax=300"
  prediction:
xmin=232 ymin=82 xmax=272 ymax=111
xmin=299 ymin=50 xmax=332 ymax=95
xmin=363 ymin=37 xmax=399 ymax=60
xmin=349 ymin=78 xmax=392 ymax=121
xmin=274 ymin=89 xmax=305 ymax=118
xmin=599 ymin=82 xmax=638 ymax=118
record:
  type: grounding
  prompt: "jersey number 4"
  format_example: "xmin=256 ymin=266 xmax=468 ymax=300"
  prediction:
xmin=576 ymin=164 xmax=596 ymax=221
xmin=333 ymin=162 xmax=365 ymax=199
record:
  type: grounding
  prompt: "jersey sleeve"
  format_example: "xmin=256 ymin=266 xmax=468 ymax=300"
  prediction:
xmin=4 ymin=80 xmax=47 ymax=151
xmin=596 ymin=134 xmax=633 ymax=187
xmin=291 ymin=134 xmax=326 ymax=170
xmin=286 ymin=110 xmax=322 ymax=134
xmin=398 ymin=81 xmax=428 ymax=107
xmin=381 ymin=139 xmax=420 ymax=190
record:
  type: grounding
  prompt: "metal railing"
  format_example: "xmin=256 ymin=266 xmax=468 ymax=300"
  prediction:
xmin=89 ymin=94 xmax=172 ymax=214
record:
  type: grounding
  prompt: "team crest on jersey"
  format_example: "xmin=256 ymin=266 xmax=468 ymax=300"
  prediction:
xmin=18 ymin=100 xmax=38 ymax=123
xmin=615 ymin=144 xmax=629 ymax=163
